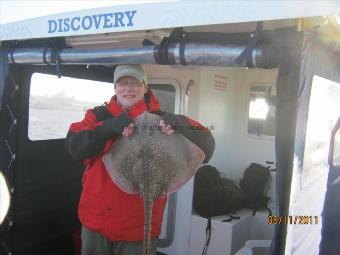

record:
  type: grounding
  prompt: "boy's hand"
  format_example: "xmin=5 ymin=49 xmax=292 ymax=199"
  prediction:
xmin=111 ymin=112 xmax=133 ymax=135
xmin=122 ymin=123 xmax=134 ymax=137
xmin=160 ymin=120 xmax=175 ymax=136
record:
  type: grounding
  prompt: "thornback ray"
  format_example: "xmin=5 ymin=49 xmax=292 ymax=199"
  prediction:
xmin=102 ymin=111 xmax=205 ymax=255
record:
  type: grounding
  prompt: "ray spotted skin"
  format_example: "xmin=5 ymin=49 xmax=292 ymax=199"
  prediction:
xmin=102 ymin=112 xmax=205 ymax=255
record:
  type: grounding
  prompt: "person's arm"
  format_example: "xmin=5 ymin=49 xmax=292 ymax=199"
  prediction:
xmin=65 ymin=109 xmax=132 ymax=161
xmin=157 ymin=111 xmax=215 ymax=163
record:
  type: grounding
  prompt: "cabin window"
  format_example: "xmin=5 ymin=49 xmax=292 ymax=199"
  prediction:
xmin=148 ymin=78 xmax=180 ymax=114
xmin=28 ymin=74 xmax=179 ymax=140
xmin=247 ymin=85 xmax=276 ymax=137
xmin=301 ymin=76 xmax=340 ymax=183
xmin=28 ymin=73 xmax=114 ymax=140
xmin=149 ymin=82 xmax=177 ymax=114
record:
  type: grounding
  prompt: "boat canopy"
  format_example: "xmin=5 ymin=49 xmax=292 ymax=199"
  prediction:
xmin=1 ymin=1 xmax=340 ymax=41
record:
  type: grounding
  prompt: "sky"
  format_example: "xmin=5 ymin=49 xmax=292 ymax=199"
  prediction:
xmin=31 ymin=73 xmax=115 ymax=103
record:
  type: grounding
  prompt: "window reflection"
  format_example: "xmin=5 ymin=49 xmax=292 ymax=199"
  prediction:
xmin=28 ymin=74 xmax=178 ymax=141
xmin=302 ymin=76 xmax=340 ymax=183
xmin=148 ymin=84 xmax=176 ymax=114
xmin=248 ymin=85 xmax=276 ymax=137
xmin=29 ymin=73 xmax=114 ymax=140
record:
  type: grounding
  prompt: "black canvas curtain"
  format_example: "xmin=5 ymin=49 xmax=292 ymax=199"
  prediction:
xmin=271 ymin=29 xmax=340 ymax=255
xmin=0 ymin=47 xmax=9 ymax=111
xmin=0 ymin=47 xmax=13 ymax=255
xmin=301 ymin=32 xmax=340 ymax=255
xmin=269 ymin=28 xmax=302 ymax=255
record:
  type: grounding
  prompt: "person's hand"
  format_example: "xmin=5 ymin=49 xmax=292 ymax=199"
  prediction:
xmin=161 ymin=113 xmax=180 ymax=129
xmin=111 ymin=112 xmax=133 ymax=135
xmin=160 ymin=120 xmax=175 ymax=136
xmin=122 ymin=123 xmax=134 ymax=137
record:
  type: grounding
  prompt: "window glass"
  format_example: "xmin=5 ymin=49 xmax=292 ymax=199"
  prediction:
xmin=148 ymin=84 xmax=176 ymax=113
xmin=302 ymin=76 xmax=340 ymax=183
xmin=29 ymin=74 xmax=179 ymax=140
xmin=29 ymin=73 xmax=114 ymax=140
xmin=247 ymin=85 xmax=276 ymax=137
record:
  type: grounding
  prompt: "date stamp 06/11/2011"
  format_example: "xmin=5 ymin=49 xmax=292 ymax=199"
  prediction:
xmin=268 ymin=215 xmax=319 ymax=225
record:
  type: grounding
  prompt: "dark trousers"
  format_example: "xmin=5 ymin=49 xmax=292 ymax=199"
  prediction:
xmin=81 ymin=226 xmax=157 ymax=255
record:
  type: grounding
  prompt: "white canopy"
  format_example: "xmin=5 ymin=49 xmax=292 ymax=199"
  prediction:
xmin=1 ymin=0 xmax=340 ymax=41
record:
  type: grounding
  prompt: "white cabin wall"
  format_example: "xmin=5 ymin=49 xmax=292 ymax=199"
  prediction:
xmin=227 ymin=68 xmax=278 ymax=180
xmin=230 ymin=68 xmax=278 ymax=209
xmin=196 ymin=67 xmax=241 ymax=174
xmin=195 ymin=67 xmax=278 ymax=207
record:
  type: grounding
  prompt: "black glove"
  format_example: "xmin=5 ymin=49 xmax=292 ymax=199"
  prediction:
xmin=96 ymin=112 xmax=133 ymax=140
xmin=162 ymin=112 xmax=215 ymax=163
xmin=162 ymin=113 xmax=187 ymax=132
xmin=110 ymin=112 xmax=133 ymax=135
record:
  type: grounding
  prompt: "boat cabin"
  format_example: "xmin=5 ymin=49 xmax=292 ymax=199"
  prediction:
xmin=0 ymin=2 xmax=340 ymax=255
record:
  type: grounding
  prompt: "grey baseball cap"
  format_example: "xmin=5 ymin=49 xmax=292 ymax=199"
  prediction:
xmin=113 ymin=64 xmax=148 ymax=86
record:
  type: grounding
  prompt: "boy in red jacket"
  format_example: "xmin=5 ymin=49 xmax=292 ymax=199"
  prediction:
xmin=66 ymin=64 xmax=215 ymax=255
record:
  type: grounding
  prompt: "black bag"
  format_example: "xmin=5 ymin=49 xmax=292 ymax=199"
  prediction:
xmin=221 ymin=177 xmax=247 ymax=211
xmin=239 ymin=163 xmax=271 ymax=214
xmin=193 ymin=165 xmax=246 ymax=255
xmin=193 ymin=165 xmax=245 ymax=218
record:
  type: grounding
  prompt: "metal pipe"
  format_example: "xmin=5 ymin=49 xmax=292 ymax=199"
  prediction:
xmin=8 ymin=47 xmax=157 ymax=65
xmin=8 ymin=48 xmax=52 ymax=64
xmin=8 ymin=42 xmax=278 ymax=68
xmin=169 ymin=42 xmax=251 ymax=66
xmin=60 ymin=47 xmax=157 ymax=64
xmin=167 ymin=42 xmax=278 ymax=68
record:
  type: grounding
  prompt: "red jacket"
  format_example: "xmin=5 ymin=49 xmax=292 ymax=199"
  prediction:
xmin=66 ymin=89 xmax=215 ymax=241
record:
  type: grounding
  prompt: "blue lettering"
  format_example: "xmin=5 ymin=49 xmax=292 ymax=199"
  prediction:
xmin=103 ymin=13 xmax=113 ymax=28
xmin=71 ymin=17 xmax=80 ymax=31
xmin=48 ymin=20 xmax=57 ymax=33
xmin=92 ymin=14 xmax=103 ymax=29
xmin=82 ymin=16 xmax=93 ymax=30
xmin=125 ymin=10 xmax=136 ymax=26
xmin=58 ymin=19 xmax=63 ymax=32
xmin=114 ymin=12 xmax=124 ymax=27
xmin=63 ymin=18 xmax=70 ymax=32
xmin=48 ymin=10 xmax=137 ymax=33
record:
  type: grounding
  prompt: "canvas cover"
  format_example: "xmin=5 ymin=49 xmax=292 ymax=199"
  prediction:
xmin=1 ymin=1 xmax=340 ymax=41
xmin=273 ymin=30 xmax=340 ymax=255
xmin=0 ymin=48 xmax=9 ymax=111
xmin=268 ymin=27 xmax=302 ymax=255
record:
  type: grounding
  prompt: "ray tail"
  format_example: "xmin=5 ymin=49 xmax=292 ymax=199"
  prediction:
xmin=143 ymin=191 xmax=153 ymax=255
